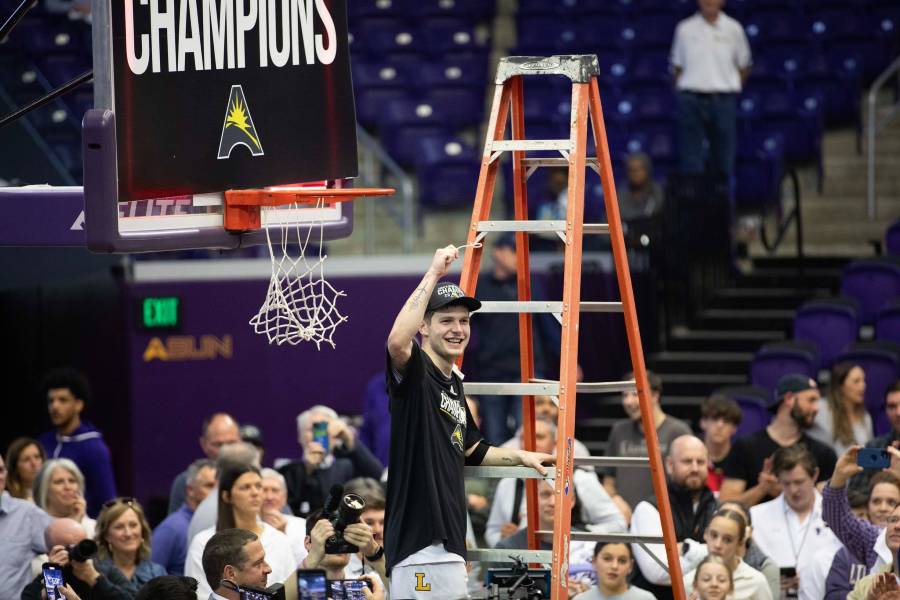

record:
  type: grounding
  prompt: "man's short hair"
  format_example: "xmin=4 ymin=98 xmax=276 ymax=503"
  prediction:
xmin=201 ymin=413 xmax=238 ymax=439
xmin=296 ymin=405 xmax=338 ymax=438
xmin=40 ymin=367 xmax=91 ymax=406
xmin=771 ymin=444 xmax=818 ymax=478
xmin=700 ymin=394 xmax=742 ymax=425
xmin=344 ymin=477 xmax=385 ymax=510
xmin=135 ymin=575 xmax=198 ymax=600
xmin=887 ymin=379 xmax=900 ymax=399
xmin=624 ymin=370 xmax=662 ymax=394
xmin=201 ymin=528 xmax=258 ymax=591
xmin=186 ymin=459 xmax=215 ymax=487
xmin=259 ymin=468 xmax=287 ymax=491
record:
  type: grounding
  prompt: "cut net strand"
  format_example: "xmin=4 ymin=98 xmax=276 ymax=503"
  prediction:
xmin=249 ymin=199 xmax=347 ymax=348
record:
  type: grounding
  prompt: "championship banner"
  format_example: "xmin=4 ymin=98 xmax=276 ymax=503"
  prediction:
xmin=109 ymin=0 xmax=357 ymax=201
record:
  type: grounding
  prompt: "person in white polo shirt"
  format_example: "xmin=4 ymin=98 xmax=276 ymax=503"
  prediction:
xmin=670 ymin=0 xmax=752 ymax=178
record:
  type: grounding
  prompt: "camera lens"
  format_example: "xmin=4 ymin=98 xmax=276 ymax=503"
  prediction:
xmin=67 ymin=539 xmax=98 ymax=562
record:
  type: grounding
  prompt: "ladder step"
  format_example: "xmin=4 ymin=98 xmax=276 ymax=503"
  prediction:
xmin=464 ymin=380 xmax=636 ymax=396
xmin=520 ymin=157 xmax=599 ymax=169
xmin=468 ymin=548 xmax=554 ymax=563
xmin=477 ymin=220 xmax=566 ymax=233
xmin=464 ymin=466 xmax=552 ymax=479
xmin=584 ymin=224 xmax=610 ymax=235
xmin=477 ymin=301 xmax=563 ymax=313
xmin=495 ymin=55 xmax=599 ymax=84
xmin=490 ymin=139 xmax=571 ymax=152
xmin=534 ymin=531 xmax=664 ymax=544
xmin=476 ymin=301 xmax=623 ymax=314
xmin=573 ymin=456 xmax=650 ymax=468
xmin=464 ymin=382 xmax=559 ymax=395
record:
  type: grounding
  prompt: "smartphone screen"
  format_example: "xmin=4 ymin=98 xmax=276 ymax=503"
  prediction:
xmin=240 ymin=590 xmax=270 ymax=600
xmin=312 ymin=421 xmax=329 ymax=451
xmin=329 ymin=580 xmax=369 ymax=600
xmin=42 ymin=564 xmax=64 ymax=600
xmin=297 ymin=569 xmax=328 ymax=600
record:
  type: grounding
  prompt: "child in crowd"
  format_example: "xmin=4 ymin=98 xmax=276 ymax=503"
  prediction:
xmin=574 ymin=542 xmax=653 ymax=599
xmin=690 ymin=555 xmax=734 ymax=600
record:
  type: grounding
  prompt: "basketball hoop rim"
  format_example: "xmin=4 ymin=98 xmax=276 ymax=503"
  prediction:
xmin=225 ymin=187 xmax=395 ymax=208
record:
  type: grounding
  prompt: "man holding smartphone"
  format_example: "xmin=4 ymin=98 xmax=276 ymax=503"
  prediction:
xmin=385 ymin=246 xmax=554 ymax=598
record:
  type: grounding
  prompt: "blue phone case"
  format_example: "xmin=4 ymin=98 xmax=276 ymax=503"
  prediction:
xmin=857 ymin=448 xmax=891 ymax=469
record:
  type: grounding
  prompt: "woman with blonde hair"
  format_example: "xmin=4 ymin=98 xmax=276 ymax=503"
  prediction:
xmin=810 ymin=362 xmax=872 ymax=455
xmin=93 ymin=497 xmax=166 ymax=596
xmin=33 ymin=458 xmax=95 ymax=536
xmin=5 ymin=437 xmax=45 ymax=501
xmin=684 ymin=509 xmax=772 ymax=599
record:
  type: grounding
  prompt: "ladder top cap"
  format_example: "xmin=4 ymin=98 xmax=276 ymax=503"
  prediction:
xmin=496 ymin=55 xmax=600 ymax=84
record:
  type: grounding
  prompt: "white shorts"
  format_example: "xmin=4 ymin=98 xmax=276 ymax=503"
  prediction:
xmin=390 ymin=561 xmax=468 ymax=600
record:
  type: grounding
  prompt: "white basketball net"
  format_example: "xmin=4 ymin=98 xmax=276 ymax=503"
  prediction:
xmin=249 ymin=199 xmax=347 ymax=348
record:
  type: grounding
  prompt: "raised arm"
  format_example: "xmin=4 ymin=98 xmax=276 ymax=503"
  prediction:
xmin=824 ymin=446 xmax=881 ymax=566
xmin=387 ymin=245 xmax=458 ymax=372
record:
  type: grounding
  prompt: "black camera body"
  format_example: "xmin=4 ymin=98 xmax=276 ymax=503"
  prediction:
xmin=322 ymin=485 xmax=366 ymax=555
xmin=486 ymin=557 xmax=548 ymax=600
xmin=66 ymin=540 xmax=98 ymax=562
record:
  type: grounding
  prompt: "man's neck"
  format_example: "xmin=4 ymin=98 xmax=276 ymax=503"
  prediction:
xmin=701 ymin=11 xmax=720 ymax=24
xmin=653 ymin=406 xmax=666 ymax=429
xmin=791 ymin=501 xmax=815 ymax=523
xmin=213 ymin=587 xmax=240 ymax=600
xmin=324 ymin=566 xmax=346 ymax=581
xmin=423 ymin=346 xmax=454 ymax=378
xmin=706 ymin=438 xmax=731 ymax=462
xmin=767 ymin=414 xmax=801 ymax=446
xmin=58 ymin=417 xmax=82 ymax=436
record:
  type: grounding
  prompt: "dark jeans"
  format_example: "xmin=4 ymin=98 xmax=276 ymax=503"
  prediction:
xmin=677 ymin=91 xmax=737 ymax=178
xmin=479 ymin=394 xmax=522 ymax=444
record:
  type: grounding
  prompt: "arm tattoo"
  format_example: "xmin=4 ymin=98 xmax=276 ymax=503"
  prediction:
xmin=501 ymin=456 xmax=516 ymax=465
xmin=406 ymin=286 xmax=428 ymax=311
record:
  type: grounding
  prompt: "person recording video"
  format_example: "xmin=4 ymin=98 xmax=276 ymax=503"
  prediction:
xmin=21 ymin=518 xmax=130 ymax=600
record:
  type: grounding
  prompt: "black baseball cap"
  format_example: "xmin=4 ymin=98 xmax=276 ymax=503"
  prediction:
xmin=427 ymin=281 xmax=481 ymax=312
xmin=772 ymin=373 xmax=818 ymax=408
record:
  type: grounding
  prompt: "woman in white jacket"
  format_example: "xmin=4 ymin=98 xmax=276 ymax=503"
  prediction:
xmin=683 ymin=509 xmax=773 ymax=600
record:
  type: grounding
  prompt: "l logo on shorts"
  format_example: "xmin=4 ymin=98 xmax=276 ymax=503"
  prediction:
xmin=414 ymin=572 xmax=431 ymax=591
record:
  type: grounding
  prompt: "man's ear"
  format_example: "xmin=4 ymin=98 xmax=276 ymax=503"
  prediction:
xmin=813 ymin=468 xmax=820 ymax=482
xmin=75 ymin=398 xmax=85 ymax=414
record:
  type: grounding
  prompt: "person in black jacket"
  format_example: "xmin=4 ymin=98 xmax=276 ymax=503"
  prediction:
xmin=628 ymin=435 xmax=719 ymax=600
xmin=21 ymin=518 xmax=130 ymax=600
xmin=277 ymin=405 xmax=383 ymax=517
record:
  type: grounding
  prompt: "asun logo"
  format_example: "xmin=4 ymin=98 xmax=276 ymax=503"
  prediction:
xmin=217 ymin=85 xmax=264 ymax=159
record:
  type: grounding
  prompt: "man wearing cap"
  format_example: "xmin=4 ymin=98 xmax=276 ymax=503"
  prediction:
xmin=720 ymin=374 xmax=837 ymax=507
xmin=384 ymin=245 xmax=555 ymax=599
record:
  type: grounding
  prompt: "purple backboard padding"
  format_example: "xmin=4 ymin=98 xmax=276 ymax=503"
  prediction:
xmin=0 ymin=187 xmax=85 ymax=246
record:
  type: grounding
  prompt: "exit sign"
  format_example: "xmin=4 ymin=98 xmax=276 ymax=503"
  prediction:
xmin=141 ymin=296 xmax=180 ymax=329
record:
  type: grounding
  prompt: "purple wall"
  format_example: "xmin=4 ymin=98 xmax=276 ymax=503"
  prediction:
xmin=127 ymin=275 xmax=414 ymax=504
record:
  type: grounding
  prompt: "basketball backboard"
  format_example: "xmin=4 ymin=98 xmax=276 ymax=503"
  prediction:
xmin=1 ymin=0 xmax=367 ymax=253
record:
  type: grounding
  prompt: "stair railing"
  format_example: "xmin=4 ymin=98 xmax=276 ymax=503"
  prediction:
xmin=867 ymin=55 xmax=900 ymax=220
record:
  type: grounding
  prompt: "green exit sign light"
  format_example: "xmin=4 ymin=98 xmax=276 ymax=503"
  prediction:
xmin=142 ymin=297 xmax=180 ymax=329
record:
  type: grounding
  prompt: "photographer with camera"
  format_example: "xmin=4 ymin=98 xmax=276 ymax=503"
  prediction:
xmin=300 ymin=503 xmax=386 ymax=583
xmin=22 ymin=518 xmax=130 ymax=600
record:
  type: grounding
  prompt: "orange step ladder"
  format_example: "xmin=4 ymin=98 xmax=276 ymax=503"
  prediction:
xmin=458 ymin=55 xmax=686 ymax=600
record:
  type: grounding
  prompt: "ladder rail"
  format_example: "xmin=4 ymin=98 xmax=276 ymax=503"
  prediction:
xmin=588 ymin=77 xmax=686 ymax=600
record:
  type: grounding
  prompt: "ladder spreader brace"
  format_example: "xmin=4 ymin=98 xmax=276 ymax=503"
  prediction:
xmin=456 ymin=55 xmax=686 ymax=600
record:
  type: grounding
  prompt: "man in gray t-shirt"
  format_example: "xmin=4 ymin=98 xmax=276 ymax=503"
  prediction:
xmin=602 ymin=372 xmax=692 ymax=509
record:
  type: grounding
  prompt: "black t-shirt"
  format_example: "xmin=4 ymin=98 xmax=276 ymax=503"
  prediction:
xmin=723 ymin=429 xmax=837 ymax=501
xmin=384 ymin=342 xmax=483 ymax=573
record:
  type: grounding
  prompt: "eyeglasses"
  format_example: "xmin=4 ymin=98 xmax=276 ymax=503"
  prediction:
xmin=102 ymin=496 xmax=137 ymax=509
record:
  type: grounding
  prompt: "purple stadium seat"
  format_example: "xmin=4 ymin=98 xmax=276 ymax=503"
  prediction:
xmin=887 ymin=220 xmax=900 ymax=256
xmin=419 ymin=58 xmax=488 ymax=93
xmin=406 ymin=0 xmax=495 ymax=22
xmin=715 ymin=385 xmax=772 ymax=438
xmin=349 ymin=0 xmax=405 ymax=20
xmin=632 ymin=14 xmax=679 ymax=50
xmin=750 ymin=343 xmax=817 ymax=396
xmin=376 ymin=99 xmax=454 ymax=167
xmin=356 ymin=88 xmax=417 ymax=130
xmin=420 ymin=23 xmax=487 ymax=58
xmin=415 ymin=137 xmax=480 ymax=209
xmin=837 ymin=344 xmax=900 ymax=435
xmin=841 ymin=259 xmax=900 ymax=324
xmin=876 ymin=304 xmax=900 ymax=345
xmin=735 ymin=133 xmax=784 ymax=209
xmin=794 ymin=300 xmax=859 ymax=368
xmin=420 ymin=88 xmax=484 ymax=129
xmin=516 ymin=17 xmax=574 ymax=55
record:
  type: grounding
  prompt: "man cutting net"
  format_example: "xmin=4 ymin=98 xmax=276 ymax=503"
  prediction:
xmin=384 ymin=244 xmax=555 ymax=599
